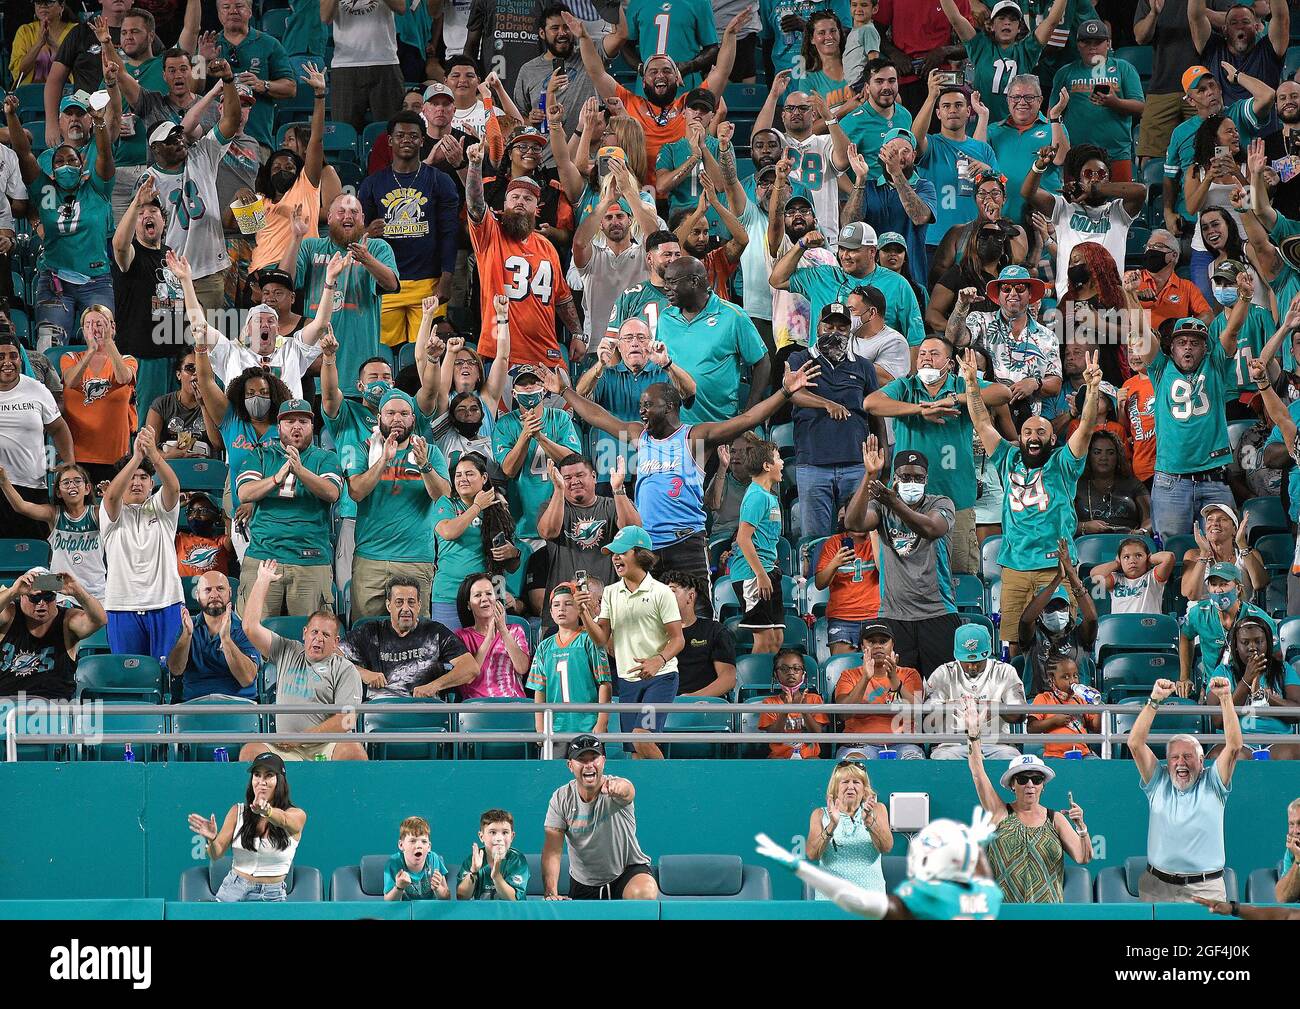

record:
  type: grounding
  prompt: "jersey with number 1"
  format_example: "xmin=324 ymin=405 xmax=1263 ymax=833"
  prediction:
xmin=895 ymin=877 xmax=1002 ymax=920
xmin=470 ymin=209 xmax=572 ymax=366
xmin=1148 ymin=341 xmax=1233 ymax=475
xmin=607 ymin=281 xmax=672 ymax=342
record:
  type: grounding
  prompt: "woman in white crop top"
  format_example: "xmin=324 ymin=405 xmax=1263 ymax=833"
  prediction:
xmin=187 ymin=751 xmax=308 ymax=901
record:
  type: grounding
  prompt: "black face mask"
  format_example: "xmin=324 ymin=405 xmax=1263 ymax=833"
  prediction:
xmin=189 ymin=515 xmax=220 ymax=537
xmin=1066 ymin=263 xmax=1090 ymax=288
xmin=451 ymin=413 xmax=483 ymax=437
xmin=976 ymin=234 xmax=1004 ymax=263
xmin=819 ymin=334 xmax=848 ymax=363
xmin=1143 ymin=248 xmax=1170 ymax=272
xmin=272 ymin=170 xmax=296 ymax=193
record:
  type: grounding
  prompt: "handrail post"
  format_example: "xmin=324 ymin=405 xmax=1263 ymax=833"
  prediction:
xmin=542 ymin=706 xmax=554 ymax=761
xmin=4 ymin=705 xmax=16 ymax=763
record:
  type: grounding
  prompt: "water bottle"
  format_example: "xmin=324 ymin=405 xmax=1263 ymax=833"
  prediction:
xmin=213 ymin=747 xmax=229 ymax=762
xmin=122 ymin=743 xmax=136 ymax=763
xmin=878 ymin=748 xmax=898 ymax=759
xmin=1000 ymin=642 xmax=1011 ymax=663
xmin=538 ymin=92 xmax=549 ymax=136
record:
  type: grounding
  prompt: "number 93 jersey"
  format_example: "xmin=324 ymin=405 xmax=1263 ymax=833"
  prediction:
xmin=1148 ymin=340 xmax=1233 ymax=476
xmin=895 ymin=877 xmax=1003 ymax=920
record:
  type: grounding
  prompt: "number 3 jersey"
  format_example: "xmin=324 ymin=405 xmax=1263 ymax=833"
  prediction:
xmin=991 ymin=441 xmax=1086 ymax=572
xmin=1148 ymin=340 xmax=1233 ymax=475
xmin=470 ymin=208 xmax=572 ymax=367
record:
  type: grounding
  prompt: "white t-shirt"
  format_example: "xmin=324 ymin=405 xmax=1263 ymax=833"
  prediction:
xmin=852 ymin=325 xmax=910 ymax=381
xmin=101 ymin=491 xmax=184 ymax=611
xmin=148 ymin=128 xmax=233 ymax=281
xmin=776 ymin=130 xmax=842 ymax=248
xmin=0 ymin=376 xmax=59 ymax=488
xmin=441 ymin=0 xmax=473 ymax=54
xmin=452 ymin=101 xmax=504 ymax=140
xmin=1109 ymin=570 xmax=1165 ymax=615
xmin=1049 ymin=194 xmax=1133 ymax=299
xmin=737 ymin=198 xmax=772 ymax=322
xmin=330 ymin=0 xmax=399 ymax=67
xmin=0 ymin=145 xmax=29 ymax=233
xmin=209 ymin=333 xmax=321 ymax=399
xmin=926 ymin=659 xmax=1026 ymax=734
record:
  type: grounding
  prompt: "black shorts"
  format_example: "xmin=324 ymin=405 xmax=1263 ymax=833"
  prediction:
xmin=730 ymin=33 xmax=758 ymax=81
xmin=568 ymin=863 xmax=656 ymax=900
xmin=738 ymin=566 xmax=784 ymax=630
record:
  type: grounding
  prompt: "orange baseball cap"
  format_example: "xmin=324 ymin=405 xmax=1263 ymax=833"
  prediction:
xmin=1182 ymin=65 xmax=1212 ymax=94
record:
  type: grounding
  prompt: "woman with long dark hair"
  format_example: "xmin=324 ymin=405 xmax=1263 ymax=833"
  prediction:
xmin=800 ymin=12 xmax=850 ymax=110
xmin=1199 ymin=206 xmax=1274 ymax=314
xmin=432 ymin=453 xmax=518 ymax=628
xmin=1060 ymin=241 xmax=1141 ymax=384
xmin=1075 ymin=429 xmax=1151 ymax=534
xmin=1186 ymin=115 xmax=1247 ymax=304
xmin=453 ymin=572 xmax=531 ymax=698
xmin=928 ymin=170 xmax=1029 ymax=288
xmin=1211 ymin=617 xmax=1300 ymax=760
xmin=187 ymin=751 xmax=307 ymax=902
xmin=927 ymin=217 xmax=1018 ymax=333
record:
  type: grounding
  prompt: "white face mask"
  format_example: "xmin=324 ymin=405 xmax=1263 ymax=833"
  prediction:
xmin=1042 ymin=610 xmax=1070 ymax=633
xmin=897 ymin=481 xmax=926 ymax=504
xmin=917 ymin=366 xmax=943 ymax=385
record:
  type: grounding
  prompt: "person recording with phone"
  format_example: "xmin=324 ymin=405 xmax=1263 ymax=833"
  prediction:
xmin=0 ymin=567 xmax=105 ymax=701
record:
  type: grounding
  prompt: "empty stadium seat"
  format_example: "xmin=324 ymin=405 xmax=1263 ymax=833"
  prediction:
xmin=657 ymin=854 xmax=771 ymax=899
xmin=263 ymin=615 xmax=309 ymax=643
xmin=363 ymin=698 xmax=449 ymax=759
xmin=663 ymin=697 xmax=733 ymax=757
xmin=79 ymin=701 xmax=166 ymax=762
xmin=169 ymin=458 xmax=228 ymax=493
xmin=821 ymin=653 xmax=860 ymax=699
xmin=980 ymin=535 xmax=1003 ymax=580
xmin=954 ymin=573 xmax=985 ymax=614
xmin=1064 ymin=864 xmax=1093 ymax=903
xmin=802 ymin=854 xmax=907 ymax=898
xmin=1245 ymin=863 xmax=1282 ymax=903
xmin=457 ymin=701 xmax=534 ymax=759
xmin=1255 ymin=532 xmax=1293 ymax=570
xmin=1096 ymin=856 xmax=1237 ymax=903
xmin=1280 ymin=615 xmax=1300 ymax=662
xmin=1094 ymin=613 xmax=1178 ymax=666
xmin=1101 ymin=651 xmax=1178 ymax=702
xmin=0 ymin=538 xmax=52 ymax=577
xmin=75 ymin=654 xmax=164 ymax=704
xmin=77 ymin=625 xmax=110 ymax=656
xmin=524 ymin=852 xmax=571 ymax=897
xmin=1242 ymin=496 xmax=1288 ymax=543
xmin=178 ymin=857 xmax=323 ymax=901
xmin=330 ymin=854 xmax=392 ymax=900
xmin=172 ymin=696 xmax=260 ymax=761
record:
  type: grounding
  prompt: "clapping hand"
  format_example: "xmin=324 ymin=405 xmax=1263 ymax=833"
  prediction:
xmin=861 ymin=433 xmax=885 ymax=478
xmin=187 ymin=813 xmax=218 ymax=841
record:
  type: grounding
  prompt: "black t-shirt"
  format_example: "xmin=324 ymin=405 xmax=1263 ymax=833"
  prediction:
xmin=339 ymin=619 xmax=469 ymax=699
xmin=1026 ymin=629 xmax=1084 ymax=696
xmin=149 ymin=391 xmax=218 ymax=459
xmin=537 ymin=497 xmax=620 ymax=634
xmin=675 ymin=617 xmax=737 ymax=695
xmin=1074 ymin=476 xmax=1146 ymax=530
xmin=0 ymin=610 xmax=75 ymax=700
xmin=1264 ymin=129 xmax=1300 ymax=222
xmin=113 ymin=240 xmax=184 ymax=360
xmin=55 ymin=24 xmax=163 ymax=93
xmin=937 ymin=264 xmax=998 ymax=314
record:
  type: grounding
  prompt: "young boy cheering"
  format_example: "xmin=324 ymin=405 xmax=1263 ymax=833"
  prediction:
xmin=383 ymin=816 xmax=450 ymax=901
xmin=730 ymin=438 xmax=786 ymax=654
xmin=528 ymin=583 xmax=613 ymax=738
xmin=456 ymin=809 xmax=530 ymax=900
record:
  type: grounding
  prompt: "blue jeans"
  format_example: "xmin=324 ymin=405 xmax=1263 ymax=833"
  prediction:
xmin=1150 ymin=471 xmax=1235 ymax=538
xmin=215 ymin=871 xmax=286 ymax=902
xmin=431 ymin=601 xmax=461 ymax=630
xmin=796 ymin=463 xmax=866 ymax=540
xmin=35 ymin=271 xmax=116 ymax=350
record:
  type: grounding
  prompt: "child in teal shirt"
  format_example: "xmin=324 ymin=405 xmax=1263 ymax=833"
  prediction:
xmin=383 ymin=816 xmax=450 ymax=900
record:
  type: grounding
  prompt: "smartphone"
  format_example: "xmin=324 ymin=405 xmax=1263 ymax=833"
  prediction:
xmin=1092 ymin=83 xmax=1111 ymax=96
xmin=1215 ymin=145 xmax=1229 ymax=159
xmin=938 ymin=71 xmax=959 ymax=86
xmin=32 ymin=574 xmax=62 ymax=593
xmin=553 ymin=58 xmax=565 ymax=74
xmin=492 ymin=532 xmax=508 ymax=549
xmin=1068 ymin=790 xmax=1075 ymax=808
xmin=575 ymin=569 xmax=589 ymax=592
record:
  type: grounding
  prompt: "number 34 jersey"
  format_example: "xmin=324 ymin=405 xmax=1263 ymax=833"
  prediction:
xmin=1148 ymin=341 xmax=1234 ymax=476
xmin=470 ymin=209 xmax=572 ymax=367
xmin=991 ymin=440 xmax=1086 ymax=572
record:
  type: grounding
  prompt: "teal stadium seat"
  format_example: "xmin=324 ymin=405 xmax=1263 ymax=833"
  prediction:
xmin=821 ymin=653 xmax=860 ymax=700
xmin=1096 ymin=856 xmax=1236 ymax=904
xmin=79 ymin=701 xmax=166 ymax=762
xmin=263 ymin=615 xmax=309 ymax=643
xmin=75 ymin=654 xmax=164 ymax=704
xmin=954 ymin=573 xmax=985 ymax=614
xmin=363 ymin=698 xmax=449 ymax=759
xmin=1280 ymin=615 xmax=1300 ymax=662
xmin=330 ymin=855 xmax=391 ymax=900
xmin=1246 ymin=863 xmax=1282 ymax=903
xmin=1101 ymin=651 xmax=1178 ymax=702
xmin=1242 ymin=495 xmax=1288 ymax=543
xmin=179 ymin=857 xmax=322 ymax=901
xmin=734 ymin=652 xmax=820 ymax=701
xmin=980 ymin=535 xmax=1002 ymax=580
xmin=1094 ymin=613 xmax=1178 ymax=666
xmin=1112 ymin=698 xmax=1203 ymax=759
xmin=457 ymin=700 xmax=534 ymax=759
xmin=169 ymin=458 xmax=228 ymax=494
xmin=656 ymin=855 xmax=772 ymax=899
xmin=172 ymin=696 xmax=260 ymax=761
xmin=1113 ymin=46 xmax=1152 ymax=79
xmin=0 ymin=538 xmax=51 ymax=577
xmin=662 ymin=697 xmax=733 ymax=757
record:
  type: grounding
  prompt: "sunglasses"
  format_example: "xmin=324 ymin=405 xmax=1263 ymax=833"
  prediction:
xmin=29 ymin=591 xmax=57 ymax=604
xmin=1012 ymin=774 xmax=1047 ymax=786
xmin=774 ymin=665 xmax=805 ymax=674
xmin=999 ymin=282 xmax=1030 ymax=294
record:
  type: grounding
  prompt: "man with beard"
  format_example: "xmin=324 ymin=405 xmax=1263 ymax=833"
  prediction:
xmin=144 ymin=57 xmax=241 ymax=312
xmin=948 ymin=265 xmax=1062 ymax=420
xmin=345 ymin=388 xmax=452 ymax=620
xmin=0 ymin=568 xmax=106 ymax=702
xmin=573 ymin=163 xmax=659 ymax=348
xmin=605 ymin=231 xmax=681 ymax=342
xmin=626 ymin=0 xmax=721 ymax=92
xmin=514 ymin=5 xmax=599 ymax=152
xmin=235 ymin=400 xmax=342 ymax=617
xmin=166 ymin=571 xmax=260 ymax=701
xmin=550 ymin=359 xmax=821 ymax=577
xmin=670 ymin=171 xmax=749 ymax=302
xmin=849 ymin=127 xmax=937 ymax=281
xmin=838 ymin=59 xmax=913 ymax=184
xmin=359 ymin=112 xmax=460 ymax=349
xmin=576 ymin=318 xmax=696 ymax=486
xmin=1190 ymin=0 xmax=1287 ymax=104
xmin=467 ymin=142 xmax=580 ymax=366
xmin=341 ymin=577 xmax=479 ymax=699
xmin=563 ymin=10 xmax=743 ymax=167
xmin=281 ymin=194 xmax=400 ymax=390
xmin=658 ymin=258 xmax=771 ymax=424
xmin=111 ymin=174 xmax=184 ymax=413
xmin=754 ymin=83 xmax=851 ymax=247
xmin=1129 ymin=676 xmax=1242 ymax=904
xmin=771 ymin=221 xmax=925 ymax=349
xmin=764 ymin=164 xmax=837 ymax=353
xmin=1263 ymin=80 xmax=1300 ymax=220
xmin=1022 ymin=142 xmax=1146 ymax=299
xmin=962 ymin=345 xmax=1104 ymax=655
xmin=1128 ymin=315 xmax=1239 ymax=537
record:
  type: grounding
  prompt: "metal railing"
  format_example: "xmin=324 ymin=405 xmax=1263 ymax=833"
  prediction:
xmin=6 ymin=699 xmax=1298 ymax=762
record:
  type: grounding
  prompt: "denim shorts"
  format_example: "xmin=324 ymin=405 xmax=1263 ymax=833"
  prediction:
xmin=616 ymin=671 xmax=680 ymax=732
xmin=827 ymin=618 xmax=864 ymax=647
xmin=215 ymin=871 xmax=287 ymax=902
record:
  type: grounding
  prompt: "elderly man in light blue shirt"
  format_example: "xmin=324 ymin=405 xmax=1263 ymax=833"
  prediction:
xmin=1129 ymin=675 xmax=1243 ymax=903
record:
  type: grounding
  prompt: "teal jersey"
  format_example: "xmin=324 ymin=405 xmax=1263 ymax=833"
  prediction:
xmin=218 ymin=416 xmax=282 ymax=516
xmin=1283 ymin=846 xmax=1296 ymax=877
xmin=114 ymin=58 xmax=168 ymax=167
xmin=324 ymin=399 xmax=435 ymax=520
xmin=992 ymin=441 xmax=1086 ymax=572
xmin=987 ymin=115 xmax=1064 ymax=223
xmin=216 ymin=28 xmax=292 ymax=148
xmin=656 ymin=291 xmax=768 ymax=423
xmin=607 ymin=281 xmax=672 ymax=342
xmin=526 ymin=630 xmax=612 ymax=732
xmin=625 ymin=0 xmax=718 ymax=91
xmin=297 ymin=236 xmax=400 ymax=389
xmin=1165 ymin=99 xmax=1266 ymax=222
xmin=729 ymin=482 xmax=782 ymax=582
xmin=964 ymin=33 xmax=1044 ymax=124
xmin=1209 ymin=303 xmax=1273 ymax=401
xmin=456 ymin=846 xmax=530 ymax=900
xmin=1211 ymin=661 xmax=1300 ymax=735
xmin=840 ymin=101 xmax=913 ymax=183
xmin=787 ymin=264 xmax=925 ymax=347
xmin=239 ymin=444 xmax=342 ymax=566
xmin=283 ymin=0 xmax=327 ymax=57
xmin=1263 ymin=398 xmax=1300 ymax=521
xmin=383 ymin=850 xmax=449 ymax=900
xmin=491 ymin=409 xmax=583 ymax=539
xmin=1267 ymin=217 xmax=1300 ymax=355
xmin=1051 ymin=57 xmax=1144 ymax=162
xmin=896 ymin=876 xmax=1002 ymax=919
xmin=798 ymin=69 xmax=851 ymax=111
xmin=1180 ymin=601 xmax=1275 ymax=684
xmin=1148 ymin=341 xmax=1234 ymax=475
xmin=655 ymin=134 xmax=728 ymax=229
xmin=432 ymin=495 xmax=485 ymax=602
xmin=761 ymin=0 xmax=853 ymax=74
xmin=346 ymin=440 xmax=449 ymax=563
xmin=919 ymin=134 xmax=1000 ymax=246
xmin=881 ymin=374 xmax=990 ymax=510
xmin=33 ymin=164 xmax=113 ymax=279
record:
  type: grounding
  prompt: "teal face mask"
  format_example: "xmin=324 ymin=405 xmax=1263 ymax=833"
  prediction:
xmin=1209 ymin=589 xmax=1238 ymax=612
xmin=362 ymin=380 xmax=391 ymax=410
xmin=515 ymin=388 xmax=544 ymax=411
xmin=1212 ymin=285 xmax=1239 ymax=307
xmin=53 ymin=165 xmax=81 ymax=189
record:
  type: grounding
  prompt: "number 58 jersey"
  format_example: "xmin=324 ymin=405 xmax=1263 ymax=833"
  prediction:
xmin=471 ymin=209 xmax=572 ymax=367
xmin=1148 ymin=341 xmax=1234 ymax=476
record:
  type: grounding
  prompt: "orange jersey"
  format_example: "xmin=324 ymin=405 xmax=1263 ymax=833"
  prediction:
xmin=1119 ymin=373 xmax=1156 ymax=482
xmin=758 ymin=691 xmax=828 ymax=759
xmin=834 ymin=664 xmax=923 ymax=735
xmin=815 ymin=535 xmax=880 ymax=621
xmin=703 ymin=247 xmax=739 ymax=302
xmin=1136 ymin=270 xmax=1210 ymax=335
xmin=60 ymin=352 xmax=138 ymax=465
xmin=1029 ymin=690 xmax=1099 ymax=758
xmin=614 ymin=83 xmax=694 ymax=168
xmin=470 ymin=208 xmax=572 ymax=366
xmin=175 ymin=532 xmax=235 ymax=577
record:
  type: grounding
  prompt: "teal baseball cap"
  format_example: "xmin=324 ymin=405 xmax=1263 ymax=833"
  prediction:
xmin=277 ymin=399 xmax=313 ymax=420
xmin=954 ymin=623 xmax=992 ymax=662
xmin=876 ymin=231 xmax=906 ymax=250
xmin=1206 ymin=562 xmax=1242 ymax=583
xmin=881 ymin=127 xmax=917 ymax=148
xmin=1046 ymin=586 xmax=1071 ymax=609
xmin=985 ymin=263 xmax=1046 ymax=302
xmin=603 ymin=525 xmax=653 ymax=554
xmin=59 ymin=91 xmax=91 ymax=114
xmin=1172 ymin=316 xmax=1210 ymax=339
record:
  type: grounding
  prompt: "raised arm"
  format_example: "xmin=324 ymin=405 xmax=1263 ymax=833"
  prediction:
xmin=1127 ymin=678 xmax=1173 ymax=784
xmin=1222 ymin=62 xmax=1275 ymax=121
xmin=319 ymin=333 xmax=343 ymax=420
xmin=704 ymin=7 xmax=751 ymax=95
xmin=958 ymin=349 xmax=1004 ymax=455
xmin=240 ymin=560 xmax=281 ymax=658
xmin=1033 ymin=0 xmax=1068 ymax=45
xmin=171 ymin=251 xmax=230 ymax=424
xmin=1066 ymin=350 xmax=1104 ymax=459
xmin=1021 ymin=144 xmax=1059 ymax=215
xmin=300 ymin=62 xmax=327 ymax=187
xmin=964 ymin=701 xmax=1006 ymax=816
xmin=551 ymin=369 xmax=644 ymax=440
xmin=102 ymin=432 xmax=149 ymax=523
xmin=2 ymin=95 xmax=40 ymax=185
xmin=939 ymin=0 xmax=978 ymax=42
xmin=694 ymin=360 xmax=821 ymax=447
xmin=1188 ymin=0 xmax=1212 ymax=53
xmin=561 ymin=12 xmax=618 ymax=102
xmin=1209 ymin=676 xmax=1242 ymax=785
xmin=547 ymin=86 xmax=585 ymax=205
